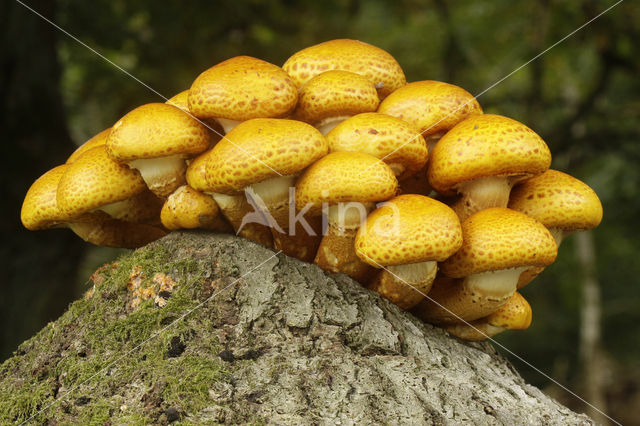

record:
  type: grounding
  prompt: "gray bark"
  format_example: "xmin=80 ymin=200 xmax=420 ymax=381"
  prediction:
xmin=0 ymin=232 xmax=593 ymax=425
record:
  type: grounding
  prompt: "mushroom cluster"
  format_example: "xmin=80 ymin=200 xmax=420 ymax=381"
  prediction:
xmin=21 ymin=39 xmax=603 ymax=341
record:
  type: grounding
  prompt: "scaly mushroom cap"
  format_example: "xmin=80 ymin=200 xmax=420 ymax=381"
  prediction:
xmin=441 ymin=207 xmax=557 ymax=277
xmin=293 ymin=70 xmax=379 ymax=125
xmin=428 ymin=114 xmax=551 ymax=195
xmin=205 ymin=118 xmax=328 ymax=193
xmin=106 ymin=103 xmax=210 ymax=162
xmin=57 ymin=146 xmax=147 ymax=218
xmin=326 ymin=112 xmax=428 ymax=180
xmin=185 ymin=150 xmax=210 ymax=192
xmin=188 ymin=56 xmax=298 ymax=122
xmin=486 ymin=291 xmax=532 ymax=330
xmin=66 ymin=128 xmax=111 ymax=164
xmin=166 ymin=90 xmax=190 ymax=112
xmin=508 ymin=169 xmax=603 ymax=232
xmin=283 ymin=39 xmax=406 ymax=99
xmin=22 ymin=165 xmax=74 ymax=230
xmin=377 ymin=81 xmax=482 ymax=137
xmin=295 ymin=151 xmax=398 ymax=215
xmin=356 ymin=194 xmax=462 ymax=267
xmin=160 ymin=185 xmax=222 ymax=230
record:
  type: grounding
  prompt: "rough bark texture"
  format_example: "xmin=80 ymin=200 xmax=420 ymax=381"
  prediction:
xmin=0 ymin=232 xmax=593 ymax=425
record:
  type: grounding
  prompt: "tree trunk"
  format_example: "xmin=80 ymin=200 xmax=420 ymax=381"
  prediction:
xmin=0 ymin=232 xmax=593 ymax=424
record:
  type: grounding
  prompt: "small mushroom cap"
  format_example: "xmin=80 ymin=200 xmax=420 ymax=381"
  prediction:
xmin=355 ymin=194 xmax=462 ymax=267
xmin=166 ymin=90 xmax=190 ymax=112
xmin=66 ymin=128 xmax=111 ymax=164
xmin=326 ymin=112 xmax=428 ymax=180
xmin=377 ymin=81 xmax=483 ymax=136
xmin=57 ymin=145 xmax=147 ymax=218
xmin=22 ymin=165 xmax=73 ymax=230
xmin=107 ymin=103 xmax=210 ymax=162
xmin=185 ymin=150 xmax=211 ymax=192
xmin=441 ymin=207 xmax=558 ymax=277
xmin=188 ymin=56 xmax=298 ymax=121
xmin=485 ymin=291 xmax=532 ymax=330
xmin=295 ymin=151 xmax=398 ymax=215
xmin=205 ymin=118 xmax=328 ymax=193
xmin=508 ymin=169 xmax=603 ymax=231
xmin=283 ymin=39 xmax=406 ymax=99
xmin=293 ymin=70 xmax=379 ymax=125
xmin=428 ymin=114 xmax=551 ymax=195
xmin=160 ymin=185 xmax=220 ymax=230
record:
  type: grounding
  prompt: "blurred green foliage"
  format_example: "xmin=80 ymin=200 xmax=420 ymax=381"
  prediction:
xmin=4 ymin=0 xmax=640 ymax=420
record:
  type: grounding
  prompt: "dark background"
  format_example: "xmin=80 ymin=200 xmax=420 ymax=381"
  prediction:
xmin=2 ymin=0 xmax=639 ymax=423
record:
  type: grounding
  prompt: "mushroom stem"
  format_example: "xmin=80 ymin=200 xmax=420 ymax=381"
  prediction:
xmin=211 ymin=192 xmax=273 ymax=248
xmin=414 ymin=267 xmax=527 ymax=324
xmin=128 ymin=155 xmax=187 ymax=198
xmin=452 ymin=176 xmax=522 ymax=221
xmin=315 ymin=116 xmax=350 ymax=136
xmin=215 ymin=117 xmax=242 ymax=134
xmin=314 ymin=202 xmax=375 ymax=283
xmin=247 ymin=175 xmax=322 ymax=262
xmin=368 ymin=261 xmax=437 ymax=309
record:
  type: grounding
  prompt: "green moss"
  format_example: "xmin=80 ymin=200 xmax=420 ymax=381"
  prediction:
xmin=0 ymin=243 xmax=229 ymax=424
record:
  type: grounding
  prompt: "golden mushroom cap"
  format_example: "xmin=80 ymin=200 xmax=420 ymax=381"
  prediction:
xmin=188 ymin=56 xmax=298 ymax=121
xmin=427 ymin=114 xmax=552 ymax=195
xmin=440 ymin=207 xmax=557 ymax=277
xmin=106 ymin=103 xmax=210 ymax=162
xmin=293 ymin=70 xmax=379 ymax=125
xmin=355 ymin=194 xmax=462 ymax=267
xmin=57 ymin=146 xmax=147 ymax=218
xmin=508 ymin=169 xmax=603 ymax=231
xmin=204 ymin=118 xmax=328 ymax=194
xmin=66 ymin=128 xmax=111 ymax=164
xmin=160 ymin=185 xmax=220 ymax=230
xmin=295 ymin=151 xmax=398 ymax=215
xmin=21 ymin=165 xmax=72 ymax=230
xmin=486 ymin=291 xmax=532 ymax=330
xmin=377 ymin=80 xmax=482 ymax=137
xmin=326 ymin=112 xmax=428 ymax=180
xmin=166 ymin=90 xmax=190 ymax=112
xmin=283 ymin=39 xmax=406 ymax=99
xmin=185 ymin=151 xmax=211 ymax=192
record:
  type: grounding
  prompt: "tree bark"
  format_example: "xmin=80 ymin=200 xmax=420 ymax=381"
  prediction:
xmin=0 ymin=232 xmax=593 ymax=424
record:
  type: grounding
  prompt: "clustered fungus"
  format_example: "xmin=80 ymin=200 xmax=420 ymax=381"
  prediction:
xmin=21 ymin=39 xmax=602 ymax=341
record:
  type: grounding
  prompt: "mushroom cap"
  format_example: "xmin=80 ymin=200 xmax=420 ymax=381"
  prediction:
xmin=106 ymin=103 xmax=210 ymax=162
xmin=293 ymin=70 xmax=379 ymax=125
xmin=21 ymin=165 xmax=73 ymax=230
xmin=377 ymin=81 xmax=483 ymax=136
xmin=508 ymin=169 xmax=603 ymax=231
xmin=166 ymin=90 xmax=190 ymax=112
xmin=295 ymin=151 xmax=398 ymax=215
xmin=283 ymin=39 xmax=406 ymax=99
xmin=57 ymin=145 xmax=147 ymax=218
xmin=160 ymin=185 xmax=220 ymax=230
xmin=355 ymin=194 xmax=462 ymax=266
xmin=66 ymin=128 xmax=111 ymax=164
xmin=440 ymin=207 xmax=557 ymax=277
xmin=188 ymin=56 xmax=298 ymax=121
xmin=485 ymin=291 xmax=532 ymax=330
xmin=326 ymin=112 xmax=428 ymax=180
xmin=185 ymin=150 xmax=211 ymax=192
xmin=427 ymin=114 xmax=551 ymax=195
xmin=204 ymin=118 xmax=328 ymax=193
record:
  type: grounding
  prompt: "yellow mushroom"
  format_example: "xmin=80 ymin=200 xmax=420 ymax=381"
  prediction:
xmin=413 ymin=208 xmax=557 ymax=324
xmin=107 ymin=103 xmax=211 ymax=197
xmin=283 ymin=39 xmax=406 ymax=99
xmin=66 ymin=127 xmax=111 ymax=164
xmin=166 ymin=89 xmax=223 ymax=145
xmin=326 ymin=112 xmax=428 ymax=182
xmin=508 ymin=169 xmax=603 ymax=288
xmin=293 ymin=70 xmax=380 ymax=135
xmin=445 ymin=291 xmax=532 ymax=341
xmin=160 ymin=185 xmax=232 ymax=232
xmin=355 ymin=195 xmax=462 ymax=309
xmin=427 ymin=114 xmax=551 ymax=221
xmin=188 ymin=56 xmax=298 ymax=133
xmin=296 ymin=151 xmax=398 ymax=282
